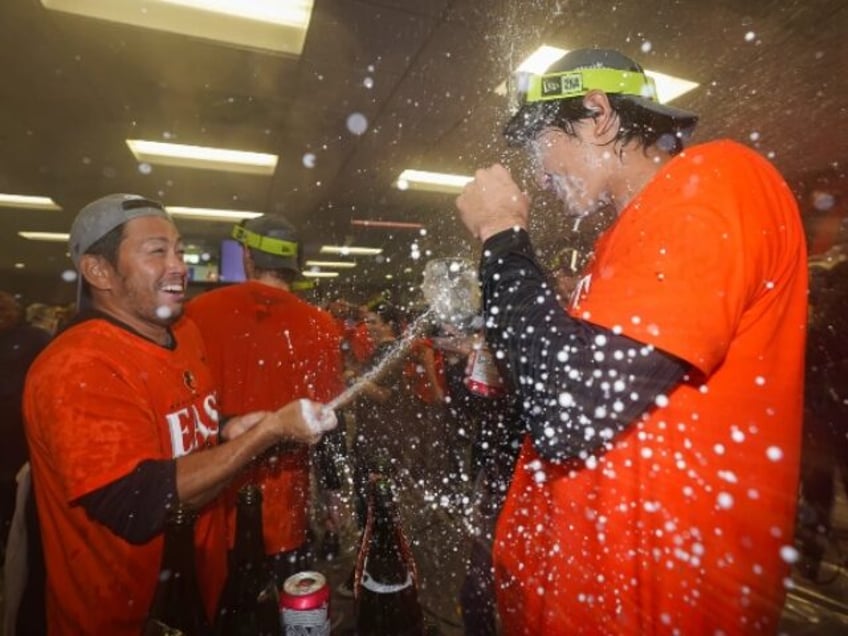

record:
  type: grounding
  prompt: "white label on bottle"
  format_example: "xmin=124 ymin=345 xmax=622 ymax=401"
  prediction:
xmin=360 ymin=566 xmax=413 ymax=594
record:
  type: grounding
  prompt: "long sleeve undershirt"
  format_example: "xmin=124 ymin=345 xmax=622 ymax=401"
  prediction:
xmin=479 ymin=228 xmax=689 ymax=463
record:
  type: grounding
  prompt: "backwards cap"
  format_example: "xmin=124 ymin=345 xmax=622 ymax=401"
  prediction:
xmin=503 ymin=48 xmax=698 ymax=145
xmin=69 ymin=193 xmax=170 ymax=267
xmin=232 ymin=214 xmax=301 ymax=274
xmin=69 ymin=194 xmax=171 ymax=310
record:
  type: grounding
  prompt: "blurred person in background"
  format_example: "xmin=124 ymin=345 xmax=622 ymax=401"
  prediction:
xmin=1 ymin=291 xmax=51 ymax=636
xmin=0 ymin=292 xmax=50 ymax=555
xmin=185 ymin=214 xmax=346 ymax=585
xmin=24 ymin=194 xmax=335 ymax=635
xmin=796 ymin=242 xmax=848 ymax=581
xmin=456 ymin=48 xmax=807 ymax=634
xmin=24 ymin=302 xmax=59 ymax=336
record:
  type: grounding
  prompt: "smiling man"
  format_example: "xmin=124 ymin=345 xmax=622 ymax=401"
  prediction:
xmin=23 ymin=194 xmax=337 ymax=635
xmin=456 ymin=49 xmax=808 ymax=634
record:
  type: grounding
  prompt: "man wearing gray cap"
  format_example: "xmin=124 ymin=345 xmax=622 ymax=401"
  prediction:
xmin=456 ymin=49 xmax=807 ymax=634
xmin=23 ymin=194 xmax=337 ymax=635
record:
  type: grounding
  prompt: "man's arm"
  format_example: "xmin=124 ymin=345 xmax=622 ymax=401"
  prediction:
xmin=78 ymin=400 xmax=334 ymax=544
xmin=479 ymin=228 xmax=689 ymax=462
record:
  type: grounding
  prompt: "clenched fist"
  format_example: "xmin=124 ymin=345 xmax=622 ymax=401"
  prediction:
xmin=456 ymin=164 xmax=530 ymax=241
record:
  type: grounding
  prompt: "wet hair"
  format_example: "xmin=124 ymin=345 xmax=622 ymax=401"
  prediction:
xmin=519 ymin=95 xmax=687 ymax=156
xmin=84 ymin=223 xmax=126 ymax=268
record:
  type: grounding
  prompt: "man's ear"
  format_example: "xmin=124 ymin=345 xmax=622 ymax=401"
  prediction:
xmin=78 ymin=254 xmax=114 ymax=292
xmin=583 ymin=90 xmax=618 ymax=140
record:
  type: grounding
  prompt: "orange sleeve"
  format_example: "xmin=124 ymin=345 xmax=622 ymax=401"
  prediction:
xmin=27 ymin=350 xmax=163 ymax=502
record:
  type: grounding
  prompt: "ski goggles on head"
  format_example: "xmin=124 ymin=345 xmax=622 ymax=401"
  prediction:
xmin=521 ymin=67 xmax=659 ymax=104
xmin=231 ymin=225 xmax=298 ymax=258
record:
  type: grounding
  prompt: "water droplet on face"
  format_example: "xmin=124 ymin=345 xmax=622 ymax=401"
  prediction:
xmin=346 ymin=112 xmax=369 ymax=136
xmin=156 ymin=305 xmax=173 ymax=320
xmin=302 ymin=153 xmax=316 ymax=168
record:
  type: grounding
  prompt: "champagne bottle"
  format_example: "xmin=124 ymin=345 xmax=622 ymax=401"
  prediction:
xmin=214 ymin=485 xmax=281 ymax=636
xmin=143 ymin=505 xmax=211 ymax=636
xmin=354 ymin=476 xmax=424 ymax=636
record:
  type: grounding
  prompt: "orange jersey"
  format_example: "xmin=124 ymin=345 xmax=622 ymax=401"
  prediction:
xmin=494 ymin=140 xmax=807 ymax=635
xmin=24 ymin=317 xmax=227 ymax=635
xmin=185 ymin=281 xmax=343 ymax=553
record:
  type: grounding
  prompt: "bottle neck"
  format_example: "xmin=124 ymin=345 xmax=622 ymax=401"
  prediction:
xmin=160 ymin=509 xmax=197 ymax=573
xmin=233 ymin=493 xmax=265 ymax=564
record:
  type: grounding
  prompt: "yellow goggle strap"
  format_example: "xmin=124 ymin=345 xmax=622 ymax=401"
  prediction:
xmin=525 ymin=68 xmax=658 ymax=103
xmin=231 ymin=225 xmax=298 ymax=258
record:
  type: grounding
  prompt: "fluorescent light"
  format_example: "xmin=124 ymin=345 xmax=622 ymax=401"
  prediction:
xmin=0 ymin=194 xmax=61 ymax=210
xmin=41 ymin=0 xmax=314 ymax=56
xmin=495 ymin=46 xmax=699 ymax=103
xmin=166 ymin=206 xmax=264 ymax=221
xmin=126 ymin=140 xmax=278 ymax=175
xmin=517 ymin=45 xmax=570 ymax=74
xmin=320 ymin=245 xmax=383 ymax=256
xmin=304 ymin=260 xmax=357 ymax=269
xmin=18 ymin=231 xmax=70 ymax=242
xmin=643 ymin=70 xmax=699 ymax=104
xmin=351 ymin=219 xmax=425 ymax=230
xmin=302 ymin=271 xmax=339 ymax=278
xmin=395 ymin=169 xmax=473 ymax=194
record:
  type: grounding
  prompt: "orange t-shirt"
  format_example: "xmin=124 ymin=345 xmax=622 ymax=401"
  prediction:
xmin=24 ymin=317 xmax=227 ymax=635
xmin=185 ymin=281 xmax=343 ymax=553
xmin=493 ymin=140 xmax=807 ymax=635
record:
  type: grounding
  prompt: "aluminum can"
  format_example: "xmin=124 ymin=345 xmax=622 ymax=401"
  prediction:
xmin=464 ymin=344 xmax=505 ymax=398
xmin=280 ymin=571 xmax=331 ymax=636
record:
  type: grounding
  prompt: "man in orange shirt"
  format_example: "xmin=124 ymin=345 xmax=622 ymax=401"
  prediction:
xmin=456 ymin=49 xmax=807 ymax=634
xmin=24 ymin=194 xmax=336 ymax=635
xmin=185 ymin=214 xmax=345 ymax=585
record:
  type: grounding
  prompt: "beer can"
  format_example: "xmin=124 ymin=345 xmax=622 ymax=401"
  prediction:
xmin=464 ymin=344 xmax=505 ymax=398
xmin=280 ymin=571 xmax=331 ymax=636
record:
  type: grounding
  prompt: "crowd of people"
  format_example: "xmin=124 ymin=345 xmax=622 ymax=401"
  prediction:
xmin=0 ymin=46 xmax=840 ymax=636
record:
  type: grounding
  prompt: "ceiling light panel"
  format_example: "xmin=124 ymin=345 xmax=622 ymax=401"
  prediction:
xmin=126 ymin=140 xmax=278 ymax=175
xmin=320 ymin=245 xmax=383 ymax=256
xmin=166 ymin=206 xmax=264 ymax=221
xmin=41 ymin=0 xmax=314 ymax=56
xmin=0 ymin=194 xmax=61 ymax=210
xmin=302 ymin=271 xmax=340 ymax=278
xmin=304 ymin=260 xmax=358 ymax=269
xmin=18 ymin=231 xmax=70 ymax=242
xmin=395 ymin=169 xmax=473 ymax=194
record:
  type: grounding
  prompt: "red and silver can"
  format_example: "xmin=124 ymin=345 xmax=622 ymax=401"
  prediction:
xmin=464 ymin=344 xmax=505 ymax=398
xmin=280 ymin=571 xmax=331 ymax=636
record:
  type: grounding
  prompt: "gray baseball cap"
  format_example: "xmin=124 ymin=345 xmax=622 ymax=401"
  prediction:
xmin=69 ymin=193 xmax=170 ymax=268
xmin=70 ymin=193 xmax=171 ymax=310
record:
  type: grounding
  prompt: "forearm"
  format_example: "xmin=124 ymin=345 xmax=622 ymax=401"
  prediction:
xmin=175 ymin=418 xmax=279 ymax=508
xmin=479 ymin=228 xmax=687 ymax=462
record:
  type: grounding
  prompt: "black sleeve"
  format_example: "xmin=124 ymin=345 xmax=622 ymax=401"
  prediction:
xmin=479 ymin=228 xmax=690 ymax=463
xmin=76 ymin=459 xmax=178 ymax=545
